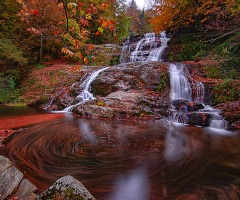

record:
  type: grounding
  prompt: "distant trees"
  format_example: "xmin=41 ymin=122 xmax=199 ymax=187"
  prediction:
xmin=126 ymin=0 xmax=153 ymax=36
xmin=150 ymin=0 xmax=240 ymax=41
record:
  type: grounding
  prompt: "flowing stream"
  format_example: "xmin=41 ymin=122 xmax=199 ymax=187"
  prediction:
xmin=63 ymin=67 xmax=109 ymax=112
xmin=0 ymin=33 xmax=237 ymax=199
xmin=1 ymin=117 xmax=240 ymax=199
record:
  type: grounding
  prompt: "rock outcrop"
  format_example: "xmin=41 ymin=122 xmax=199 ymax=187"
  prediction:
xmin=45 ymin=62 xmax=170 ymax=121
xmin=0 ymin=155 xmax=37 ymax=200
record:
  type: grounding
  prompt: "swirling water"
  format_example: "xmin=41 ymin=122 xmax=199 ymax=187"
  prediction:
xmin=1 ymin=116 xmax=240 ymax=199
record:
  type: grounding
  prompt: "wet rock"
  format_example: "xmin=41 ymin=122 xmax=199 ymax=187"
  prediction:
xmin=13 ymin=179 xmax=37 ymax=200
xmin=37 ymin=175 xmax=95 ymax=200
xmin=187 ymin=113 xmax=211 ymax=127
xmin=0 ymin=165 xmax=23 ymax=200
xmin=83 ymin=105 xmax=115 ymax=118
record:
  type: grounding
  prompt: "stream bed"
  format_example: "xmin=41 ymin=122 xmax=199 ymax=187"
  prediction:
xmin=1 ymin=114 xmax=240 ymax=199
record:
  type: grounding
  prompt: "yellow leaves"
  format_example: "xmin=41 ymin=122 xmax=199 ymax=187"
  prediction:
xmin=86 ymin=14 xmax=91 ymax=20
xmin=58 ymin=2 xmax=64 ymax=9
xmin=84 ymin=57 xmax=89 ymax=65
xmin=16 ymin=0 xmax=22 ymax=4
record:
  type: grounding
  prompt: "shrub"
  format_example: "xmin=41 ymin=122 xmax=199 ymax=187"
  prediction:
xmin=213 ymin=79 xmax=240 ymax=104
xmin=0 ymin=39 xmax=27 ymax=68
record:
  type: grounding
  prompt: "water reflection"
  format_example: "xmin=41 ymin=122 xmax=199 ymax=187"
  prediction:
xmin=1 ymin=117 xmax=240 ymax=199
xmin=108 ymin=166 xmax=150 ymax=200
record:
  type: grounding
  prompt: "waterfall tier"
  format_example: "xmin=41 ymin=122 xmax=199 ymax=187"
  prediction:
xmin=120 ymin=32 xmax=170 ymax=63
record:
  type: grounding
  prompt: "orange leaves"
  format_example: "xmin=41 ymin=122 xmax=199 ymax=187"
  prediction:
xmin=87 ymin=44 xmax=95 ymax=51
xmin=101 ymin=4 xmax=108 ymax=11
xmin=79 ymin=18 xmax=89 ymax=26
xmin=101 ymin=19 xmax=116 ymax=29
xmin=61 ymin=47 xmax=74 ymax=56
xmin=84 ymin=57 xmax=89 ymax=64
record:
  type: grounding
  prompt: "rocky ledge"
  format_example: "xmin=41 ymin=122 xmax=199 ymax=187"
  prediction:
xmin=0 ymin=155 xmax=95 ymax=200
xmin=45 ymin=62 xmax=171 ymax=121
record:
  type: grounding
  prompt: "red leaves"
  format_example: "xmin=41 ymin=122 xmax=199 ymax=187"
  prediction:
xmin=31 ymin=10 xmax=39 ymax=16
xmin=96 ymin=30 xmax=100 ymax=35
xmin=79 ymin=18 xmax=89 ymax=26
xmin=99 ymin=17 xmax=104 ymax=24
xmin=109 ymin=20 xmax=116 ymax=25
xmin=87 ymin=8 xmax=91 ymax=13
xmin=78 ymin=2 xmax=84 ymax=7
xmin=54 ymin=31 xmax=59 ymax=36
xmin=110 ymin=26 xmax=115 ymax=31
xmin=101 ymin=4 xmax=108 ymax=11
xmin=69 ymin=28 xmax=75 ymax=32
xmin=113 ymin=34 xmax=117 ymax=40
xmin=75 ymin=40 xmax=80 ymax=49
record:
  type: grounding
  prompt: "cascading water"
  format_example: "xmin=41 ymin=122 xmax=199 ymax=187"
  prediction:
xmin=168 ymin=63 xmax=227 ymax=129
xmin=169 ymin=63 xmax=192 ymax=101
xmin=146 ymin=32 xmax=170 ymax=62
xmin=120 ymin=32 xmax=227 ymax=130
xmin=63 ymin=67 xmax=109 ymax=112
xmin=121 ymin=32 xmax=168 ymax=63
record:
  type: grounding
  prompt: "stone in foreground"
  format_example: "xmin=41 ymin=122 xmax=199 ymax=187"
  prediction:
xmin=37 ymin=175 xmax=95 ymax=200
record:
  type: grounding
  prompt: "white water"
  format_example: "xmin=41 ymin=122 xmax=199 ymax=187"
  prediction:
xmin=125 ymin=32 xmax=169 ymax=63
xmin=169 ymin=63 xmax=227 ymax=129
xmin=63 ymin=67 xmax=109 ymax=112
xmin=147 ymin=31 xmax=170 ymax=62
xmin=169 ymin=63 xmax=192 ymax=101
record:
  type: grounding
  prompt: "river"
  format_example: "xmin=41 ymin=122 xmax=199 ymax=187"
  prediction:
xmin=1 ymin=108 xmax=240 ymax=199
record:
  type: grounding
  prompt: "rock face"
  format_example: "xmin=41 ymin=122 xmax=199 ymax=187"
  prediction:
xmin=45 ymin=62 xmax=170 ymax=120
xmin=0 ymin=155 xmax=37 ymax=200
xmin=37 ymin=175 xmax=95 ymax=200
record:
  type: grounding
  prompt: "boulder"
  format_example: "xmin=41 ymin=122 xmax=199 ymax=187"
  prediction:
xmin=0 ymin=165 xmax=23 ymax=200
xmin=37 ymin=175 xmax=95 ymax=200
xmin=13 ymin=179 xmax=37 ymax=200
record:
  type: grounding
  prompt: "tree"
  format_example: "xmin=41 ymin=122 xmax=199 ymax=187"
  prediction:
xmin=126 ymin=0 xmax=140 ymax=35
xmin=150 ymin=0 xmax=240 ymax=41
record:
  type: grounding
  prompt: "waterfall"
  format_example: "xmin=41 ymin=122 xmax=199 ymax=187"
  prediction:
xmin=121 ymin=32 xmax=169 ymax=63
xmin=146 ymin=31 xmax=170 ymax=62
xmin=63 ymin=67 xmax=109 ymax=112
xmin=169 ymin=63 xmax=192 ymax=101
xmin=169 ymin=63 xmax=227 ymax=129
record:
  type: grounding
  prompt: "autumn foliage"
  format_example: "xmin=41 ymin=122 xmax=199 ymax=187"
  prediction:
xmin=151 ymin=0 xmax=240 ymax=35
xmin=15 ymin=0 xmax=118 ymax=64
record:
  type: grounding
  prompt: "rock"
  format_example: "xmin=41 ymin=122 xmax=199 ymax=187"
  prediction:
xmin=121 ymin=62 xmax=162 ymax=89
xmin=0 ymin=165 xmax=23 ymax=200
xmin=13 ymin=179 xmax=37 ymax=200
xmin=0 ymin=155 xmax=11 ymax=173
xmin=83 ymin=105 xmax=115 ymax=118
xmin=106 ymin=91 xmax=142 ymax=103
xmin=37 ymin=175 xmax=95 ymax=200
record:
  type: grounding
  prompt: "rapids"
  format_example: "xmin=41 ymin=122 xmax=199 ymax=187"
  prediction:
xmin=1 ymin=117 xmax=240 ymax=199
